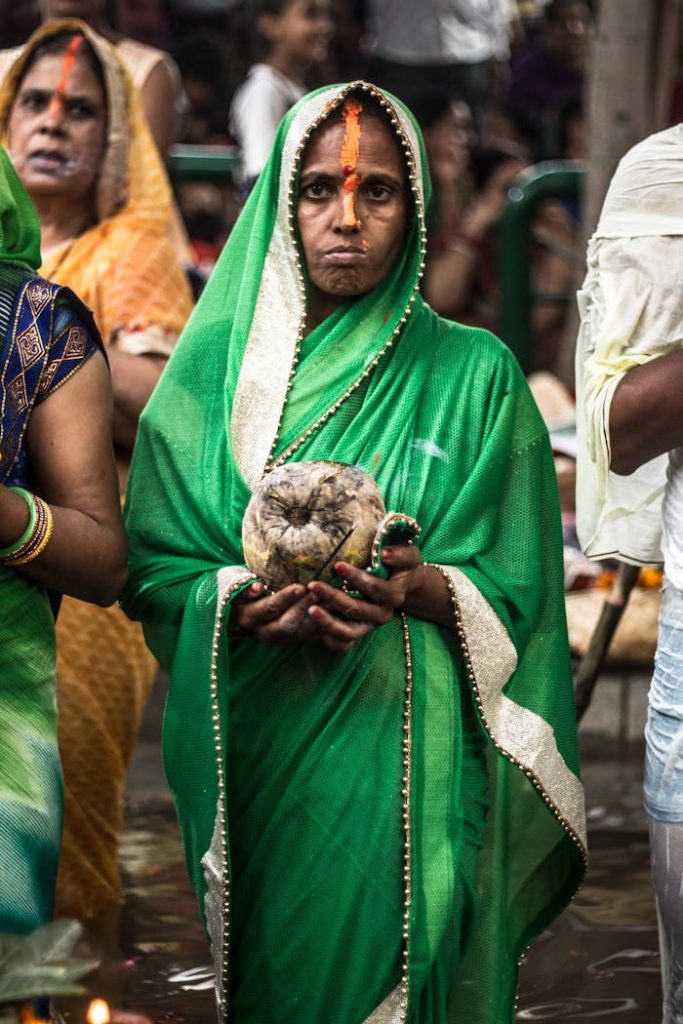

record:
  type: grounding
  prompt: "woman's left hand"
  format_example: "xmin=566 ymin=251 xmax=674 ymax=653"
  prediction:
xmin=305 ymin=544 xmax=424 ymax=650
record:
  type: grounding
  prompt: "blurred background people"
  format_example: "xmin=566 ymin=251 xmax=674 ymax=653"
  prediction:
xmin=0 ymin=0 xmax=186 ymax=157
xmin=229 ymin=0 xmax=333 ymax=187
xmin=365 ymin=0 xmax=515 ymax=128
xmin=420 ymin=124 xmax=579 ymax=371
xmin=0 ymin=20 xmax=193 ymax=929
xmin=508 ymin=0 xmax=591 ymax=148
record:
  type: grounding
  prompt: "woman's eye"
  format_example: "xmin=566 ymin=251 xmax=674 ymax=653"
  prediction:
xmin=366 ymin=185 xmax=391 ymax=201
xmin=68 ymin=102 xmax=96 ymax=120
xmin=303 ymin=183 xmax=331 ymax=199
xmin=21 ymin=93 xmax=46 ymax=111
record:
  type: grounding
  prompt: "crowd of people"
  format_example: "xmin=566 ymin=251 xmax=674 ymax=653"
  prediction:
xmin=1 ymin=0 xmax=592 ymax=365
xmin=1 ymin=1 xmax=681 ymax=1023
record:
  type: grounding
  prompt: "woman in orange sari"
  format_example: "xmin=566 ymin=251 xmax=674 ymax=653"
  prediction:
xmin=0 ymin=19 xmax=194 ymax=926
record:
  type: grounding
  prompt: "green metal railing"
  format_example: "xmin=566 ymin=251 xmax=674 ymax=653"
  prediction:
xmin=498 ymin=160 xmax=585 ymax=373
xmin=168 ymin=144 xmax=241 ymax=183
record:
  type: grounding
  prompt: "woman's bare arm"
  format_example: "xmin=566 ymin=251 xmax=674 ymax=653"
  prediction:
xmin=139 ymin=57 xmax=180 ymax=156
xmin=106 ymin=347 xmax=166 ymax=453
xmin=0 ymin=351 xmax=128 ymax=605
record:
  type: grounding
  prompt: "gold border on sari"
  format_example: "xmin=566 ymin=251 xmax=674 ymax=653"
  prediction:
xmin=202 ymin=564 xmax=257 ymax=1021
xmin=363 ymin=985 xmax=402 ymax=1024
xmin=432 ymin=564 xmax=588 ymax=856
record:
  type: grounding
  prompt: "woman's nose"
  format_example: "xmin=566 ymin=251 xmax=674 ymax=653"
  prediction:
xmin=40 ymin=97 xmax=68 ymax=134
xmin=332 ymin=183 xmax=362 ymax=233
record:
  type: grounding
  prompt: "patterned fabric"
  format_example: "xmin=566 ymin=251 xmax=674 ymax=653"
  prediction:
xmin=0 ymin=266 xmax=101 ymax=489
xmin=123 ymin=83 xmax=586 ymax=1023
xmin=54 ymin=595 xmax=157 ymax=920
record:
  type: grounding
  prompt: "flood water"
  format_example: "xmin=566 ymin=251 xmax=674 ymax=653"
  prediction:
xmin=65 ymin=696 xmax=662 ymax=1023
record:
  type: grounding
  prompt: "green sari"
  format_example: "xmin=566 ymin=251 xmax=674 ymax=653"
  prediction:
xmin=123 ymin=83 xmax=586 ymax=1023
xmin=0 ymin=144 xmax=62 ymax=935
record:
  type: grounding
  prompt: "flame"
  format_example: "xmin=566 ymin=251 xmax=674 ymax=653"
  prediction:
xmin=87 ymin=999 xmax=111 ymax=1024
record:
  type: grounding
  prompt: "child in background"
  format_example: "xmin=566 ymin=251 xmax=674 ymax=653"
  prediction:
xmin=229 ymin=0 xmax=333 ymax=189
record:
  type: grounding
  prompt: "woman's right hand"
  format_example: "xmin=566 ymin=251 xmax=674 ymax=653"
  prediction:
xmin=233 ymin=581 xmax=319 ymax=644
xmin=234 ymin=580 xmax=377 ymax=651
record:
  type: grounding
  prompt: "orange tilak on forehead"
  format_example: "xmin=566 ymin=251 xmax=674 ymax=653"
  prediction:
xmin=340 ymin=97 xmax=363 ymax=229
xmin=50 ymin=35 xmax=84 ymax=114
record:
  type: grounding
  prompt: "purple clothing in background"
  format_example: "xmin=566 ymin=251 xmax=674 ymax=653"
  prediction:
xmin=508 ymin=45 xmax=583 ymax=126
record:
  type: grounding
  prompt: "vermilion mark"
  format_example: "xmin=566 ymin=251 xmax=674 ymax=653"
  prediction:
xmin=340 ymin=97 xmax=363 ymax=229
xmin=49 ymin=35 xmax=84 ymax=116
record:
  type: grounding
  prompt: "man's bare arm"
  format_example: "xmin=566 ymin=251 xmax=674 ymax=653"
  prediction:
xmin=610 ymin=349 xmax=683 ymax=475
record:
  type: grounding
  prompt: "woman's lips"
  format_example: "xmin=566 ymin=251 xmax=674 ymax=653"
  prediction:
xmin=27 ymin=150 xmax=70 ymax=174
xmin=322 ymin=246 xmax=367 ymax=265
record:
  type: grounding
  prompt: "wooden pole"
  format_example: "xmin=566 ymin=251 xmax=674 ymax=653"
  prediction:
xmin=574 ymin=563 xmax=640 ymax=722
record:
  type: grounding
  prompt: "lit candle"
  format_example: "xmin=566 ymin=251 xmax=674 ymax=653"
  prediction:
xmin=86 ymin=999 xmax=110 ymax=1024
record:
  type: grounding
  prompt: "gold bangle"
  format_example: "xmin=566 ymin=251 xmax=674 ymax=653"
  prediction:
xmin=1 ymin=497 xmax=46 ymax=564
xmin=9 ymin=497 xmax=54 ymax=565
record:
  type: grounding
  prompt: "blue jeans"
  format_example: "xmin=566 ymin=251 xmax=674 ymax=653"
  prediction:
xmin=645 ymin=580 xmax=683 ymax=823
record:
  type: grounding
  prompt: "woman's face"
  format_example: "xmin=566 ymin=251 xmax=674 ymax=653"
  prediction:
xmin=297 ymin=111 xmax=410 ymax=316
xmin=7 ymin=50 xmax=107 ymax=205
xmin=262 ymin=0 xmax=333 ymax=66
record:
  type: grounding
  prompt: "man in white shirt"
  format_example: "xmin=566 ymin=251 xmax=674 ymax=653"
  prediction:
xmin=576 ymin=124 xmax=683 ymax=1024
xmin=365 ymin=0 xmax=513 ymax=126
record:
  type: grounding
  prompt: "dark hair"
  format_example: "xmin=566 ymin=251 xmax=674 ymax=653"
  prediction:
xmin=545 ymin=0 xmax=590 ymax=24
xmin=174 ymin=29 xmax=227 ymax=88
xmin=16 ymin=31 xmax=106 ymax=96
xmin=322 ymin=88 xmax=398 ymax=134
xmin=407 ymin=94 xmax=454 ymax=133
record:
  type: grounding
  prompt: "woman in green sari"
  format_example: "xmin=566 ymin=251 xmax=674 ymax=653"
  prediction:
xmin=123 ymin=82 xmax=586 ymax=1023
xmin=0 ymin=143 xmax=127 ymax=936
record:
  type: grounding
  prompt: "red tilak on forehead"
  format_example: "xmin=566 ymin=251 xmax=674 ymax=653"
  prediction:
xmin=340 ymin=97 xmax=363 ymax=229
xmin=50 ymin=35 xmax=84 ymax=112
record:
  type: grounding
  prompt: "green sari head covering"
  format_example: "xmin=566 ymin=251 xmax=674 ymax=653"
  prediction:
xmin=124 ymin=82 xmax=585 ymax=1024
xmin=0 ymin=143 xmax=41 ymax=270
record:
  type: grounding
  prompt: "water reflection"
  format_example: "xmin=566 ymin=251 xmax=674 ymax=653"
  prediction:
xmin=67 ymin=740 xmax=660 ymax=1021
xmin=518 ymin=1000 xmax=639 ymax=1019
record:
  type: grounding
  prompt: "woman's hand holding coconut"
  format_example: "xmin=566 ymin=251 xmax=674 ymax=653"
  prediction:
xmin=235 ymin=542 xmax=427 ymax=652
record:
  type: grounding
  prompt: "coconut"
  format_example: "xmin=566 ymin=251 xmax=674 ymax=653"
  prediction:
xmin=242 ymin=461 xmax=386 ymax=591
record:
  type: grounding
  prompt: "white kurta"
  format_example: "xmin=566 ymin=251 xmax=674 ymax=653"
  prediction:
xmin=575 ymin=123 xmax=683 ymax=586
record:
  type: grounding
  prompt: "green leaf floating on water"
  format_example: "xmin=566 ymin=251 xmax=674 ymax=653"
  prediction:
xmin=0 ymin=921 xmax=97 ymax=1006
